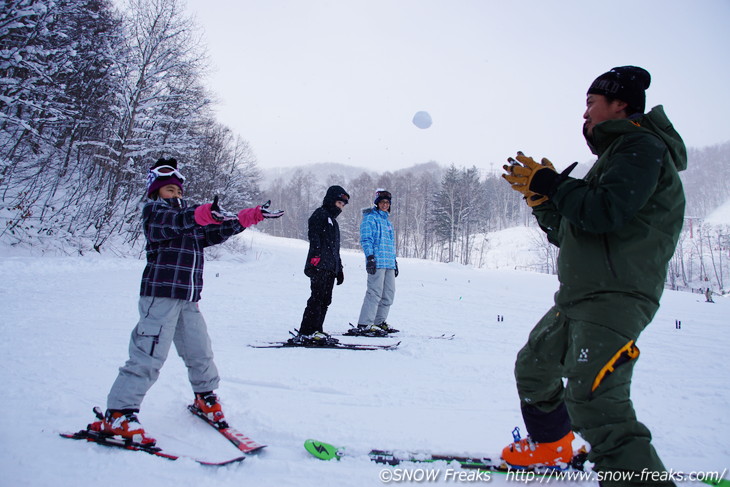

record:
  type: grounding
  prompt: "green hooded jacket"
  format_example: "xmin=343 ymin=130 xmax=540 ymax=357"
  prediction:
xmin=533 ymin=105 xmax=686 ymax=335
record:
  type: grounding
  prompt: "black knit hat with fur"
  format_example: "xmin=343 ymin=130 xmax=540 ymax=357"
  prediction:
xmin=587 ymin=66 xmax=651 ymax=113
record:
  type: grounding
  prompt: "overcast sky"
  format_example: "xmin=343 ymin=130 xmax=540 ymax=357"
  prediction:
xmin=182 ymin=0 xmax=730 ymax=173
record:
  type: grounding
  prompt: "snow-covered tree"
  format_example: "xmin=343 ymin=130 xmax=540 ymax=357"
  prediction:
xmin=187 ymin=123 xmax=262 ymax=210
xmin=88 ymin=0 xmax=214 ymax=248
xmin=0 ymin=0 xmax=123 ymax=245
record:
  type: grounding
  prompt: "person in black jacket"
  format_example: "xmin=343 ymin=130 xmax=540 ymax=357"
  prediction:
xmin=290 ymin=185 xmax=350 ymax=346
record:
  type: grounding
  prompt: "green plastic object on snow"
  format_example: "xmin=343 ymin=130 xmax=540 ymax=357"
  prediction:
xmin=304 ymin=439 xmax=344 ymax=461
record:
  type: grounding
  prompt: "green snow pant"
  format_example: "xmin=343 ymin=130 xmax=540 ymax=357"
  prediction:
xmin=514 ymin=306 xmax=674 ymax=487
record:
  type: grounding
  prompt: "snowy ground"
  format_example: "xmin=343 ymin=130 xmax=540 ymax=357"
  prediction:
xmin=1 ymin=230 xmax=728 ymax=486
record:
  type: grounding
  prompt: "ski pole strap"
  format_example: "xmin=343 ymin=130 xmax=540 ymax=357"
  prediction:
xmin=591 ymin=340 xmax=640 ymax=392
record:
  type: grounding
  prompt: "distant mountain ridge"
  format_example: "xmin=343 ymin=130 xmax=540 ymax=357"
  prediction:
xmin=261 ymin=160 xmax=443 ymax=186
xmin=261 ymin=162 xmax=374 ymax=186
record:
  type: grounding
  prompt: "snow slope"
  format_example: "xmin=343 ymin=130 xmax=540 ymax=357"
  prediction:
xmin=705 ymin=198 xmax=730 ymax=226
xmin=0 ymin=230 xmax=728 ymax=486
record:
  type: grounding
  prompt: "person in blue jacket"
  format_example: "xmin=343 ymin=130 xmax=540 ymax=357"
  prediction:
xmin=356 ymin=189 xmax=399 ymax=334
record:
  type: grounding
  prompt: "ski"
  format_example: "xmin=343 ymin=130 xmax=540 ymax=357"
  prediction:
xmin=703 ymin=479 xmax=730 ymax=487
xmin=338 ymin=323 xmax=403 ymax=337
xmin=341 ymin=328 xmax=389 ymax=337
xmin=60 ymin=428 xmax=245 ymax=466
xmin=340 ymin=324 xmax=391 ymax=338
xmin=303 ymin=439 xmax=729 ymax=486
xmin=249 ymin=340 xmax=400 ymax=351
xmin=303 ymin=438 xmax=588 ymax=473
xmin=427 ymin=333 xmax=456 ymax=340
xmin=187 ymin=404 xmax=267 ymax=454
xmin=335 ymin=326 xmax=454 ymax=341
xmin=397 ymin=333 xmax=455 ymax=340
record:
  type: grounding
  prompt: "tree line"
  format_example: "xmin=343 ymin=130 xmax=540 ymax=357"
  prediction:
xmin=262 ymin=162 xmax=532 ymax=266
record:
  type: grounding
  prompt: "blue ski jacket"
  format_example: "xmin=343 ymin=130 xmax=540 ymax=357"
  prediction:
xmin=360 ymin=207 xmax=396 ymax=269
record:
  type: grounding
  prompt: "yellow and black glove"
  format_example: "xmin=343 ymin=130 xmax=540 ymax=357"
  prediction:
xmin=502 ymin=152 xmax=577 ymax=198
xmin=502 ymin=152 xmax=556 ymax=195
xmin=524 ymin=193 xmax=548 ymax=207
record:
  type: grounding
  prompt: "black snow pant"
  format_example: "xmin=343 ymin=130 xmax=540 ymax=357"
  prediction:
xmin=299 ymin=271 xmax=335 ymax=336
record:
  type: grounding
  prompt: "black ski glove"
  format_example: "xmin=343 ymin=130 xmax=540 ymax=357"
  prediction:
xmin=336 ymin=269 xmax=344 ymax=285
xmin=210 ymin=195 xmax=238 ymax=221
xmin=366 ymin=255 xmax=376 ymax=275
xmin=260 ymin=200 xmax=284 ymax=219
xmin=395 ymin=260 xmax=399 ymax=278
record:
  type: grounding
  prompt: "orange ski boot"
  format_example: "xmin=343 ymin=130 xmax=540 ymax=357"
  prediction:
xmin=90 ymin=410 xmax=156 ymax=446
xmin=502 ymin=427 xmax=574 ymax=468
xmin=192 ymin=392 xmax=228 ymax=427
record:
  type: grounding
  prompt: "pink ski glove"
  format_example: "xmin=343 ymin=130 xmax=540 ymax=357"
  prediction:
xmin=237 ymin=206 xmax=264 ymax=227
xmin=194 ymin=203 xmax=222 ymax=226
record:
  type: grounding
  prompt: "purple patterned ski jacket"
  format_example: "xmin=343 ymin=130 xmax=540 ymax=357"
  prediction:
xmin=139 ymin=199 xmax=244 ymax=302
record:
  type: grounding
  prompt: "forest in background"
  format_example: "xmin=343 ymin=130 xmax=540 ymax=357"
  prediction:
xmin=1 ymin=0 xmax=729 ymax=292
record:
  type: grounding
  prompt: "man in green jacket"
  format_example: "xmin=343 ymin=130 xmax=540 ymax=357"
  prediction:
xmin=501 ymin=66 xmax=686 ymax=486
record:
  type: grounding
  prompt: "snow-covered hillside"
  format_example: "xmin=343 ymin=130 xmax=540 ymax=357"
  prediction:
xmin=0 ymin=230 xmax=727 ymax=486
xmin=705 ymin=199 xmax=730 ymax=226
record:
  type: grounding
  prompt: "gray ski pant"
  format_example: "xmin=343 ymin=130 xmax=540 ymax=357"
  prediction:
xmin=357 ymin=268 xmax=396 ymax=326
xmin=107 ymin=296 xmax=220 ymax=411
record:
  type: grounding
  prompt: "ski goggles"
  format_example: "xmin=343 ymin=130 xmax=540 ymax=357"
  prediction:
xmin=336 ymin=193 xmax=349 ymax=205
xmin=149 ymin=165 xmax=185 ymax=182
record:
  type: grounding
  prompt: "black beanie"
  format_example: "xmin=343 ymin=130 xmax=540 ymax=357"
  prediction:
xmin=587 ymin=66 xmax=651 ymax=113
xmin=373 ymin=189 xmax=392 ymax=206
xmin=146 ymin=157 xmax=183 ymax=198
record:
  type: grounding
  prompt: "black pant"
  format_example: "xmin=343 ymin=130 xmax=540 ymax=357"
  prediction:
xmin=299 ymin=271 xmax=335 ymax=336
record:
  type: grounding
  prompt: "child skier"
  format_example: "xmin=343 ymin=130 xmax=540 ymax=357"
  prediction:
xmin=355 ymin=189 xmax=399 ymax=336
xmin=290 ymin=185 xmax=350 ymax=346
xmin=90 ymin=157 xmax=283 ymax=444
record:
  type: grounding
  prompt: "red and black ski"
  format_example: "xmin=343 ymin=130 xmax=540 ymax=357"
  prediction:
xmin=60 ymin=428 xmax=245 ymax=466
xmin=187 ymin=404 xmax=267 ymax=454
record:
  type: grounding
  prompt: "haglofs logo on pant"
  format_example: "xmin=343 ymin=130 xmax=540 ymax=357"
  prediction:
xmin=578 ymin=348 xmax=589 ymax=363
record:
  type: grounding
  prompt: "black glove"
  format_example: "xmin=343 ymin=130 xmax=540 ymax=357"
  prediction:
xmin=366 ymin=255 xmax=376 ymax=275
xmin=210 ymin=195 xmax=238 ymax=221
xmin=395 ymin=260 xmax=399 ymax=278
xmin=260 ymin=200 xmax=284 ymax=219
xmin=336 ymin=269 xmax=344 ymax=285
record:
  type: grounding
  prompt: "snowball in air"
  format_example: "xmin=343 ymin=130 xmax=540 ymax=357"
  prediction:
xmin=412 ymin=111 xmax=432 ymax=129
